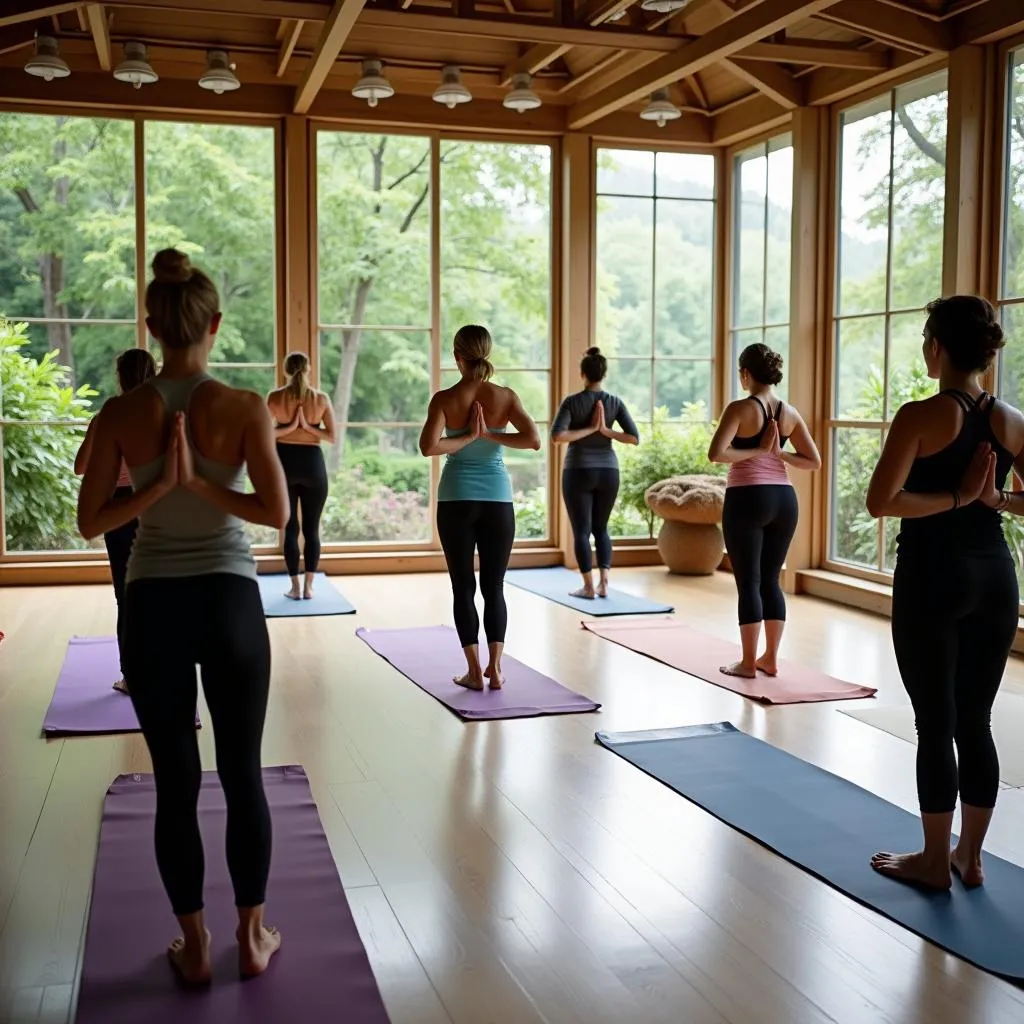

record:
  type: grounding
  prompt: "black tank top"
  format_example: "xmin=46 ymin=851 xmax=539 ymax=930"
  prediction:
xmin=898 ymin=390 xmax=1013 ymax=558
xmin=732 ymin=396 xmax=791 ymax=449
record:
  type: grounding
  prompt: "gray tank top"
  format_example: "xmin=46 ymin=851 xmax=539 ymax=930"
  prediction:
xmin=126 ymin=374 xmax=256 ymax=583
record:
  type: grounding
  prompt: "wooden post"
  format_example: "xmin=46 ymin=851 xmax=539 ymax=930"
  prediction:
xmin=558 ymin=132 xmax=594 ymax=566
xmin=782 ymin=105 xmax=829 ymax=592
xmin=283 ymin=115 xmax=313 ymax=382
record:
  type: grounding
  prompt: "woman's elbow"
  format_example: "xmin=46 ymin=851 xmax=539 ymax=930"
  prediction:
xmin=77 ymin=512 xmax=100 ymax=542
xmin=865 ymin=493 xmax=886 ymax=519
xmin=707 ymin=447 xmax=722 ymax=464
xmin=529 ymin=433 xmax=542 ymax=451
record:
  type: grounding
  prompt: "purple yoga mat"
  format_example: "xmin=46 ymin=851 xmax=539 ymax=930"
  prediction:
xmin=42 ymin=636 xmax=199 ymax=736
xmin=356 ymin=624 xmax=601 ymax=720
xmin=76 ymin=766 xmax=389 ymax=1024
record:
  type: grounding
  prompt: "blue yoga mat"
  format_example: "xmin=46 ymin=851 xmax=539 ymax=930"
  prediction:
xmin=597 ymin=721 xmax=1024 ymax=981
xmin=506 ymin=567 xmax=673 ymax=616
xmin=257 ymin=573 xmax=355 ymax=617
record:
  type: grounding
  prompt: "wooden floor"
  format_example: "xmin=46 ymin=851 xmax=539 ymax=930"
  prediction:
xmin=4 ymin=569 xmax=1024 ymax=1024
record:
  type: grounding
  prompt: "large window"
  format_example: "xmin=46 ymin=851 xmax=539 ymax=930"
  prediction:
xmin=730 ymin=135 xmax=793 ymax=400
xmin=0 ymin=112 xmax=280 ymax=556
xmin=829 ymin=73 xmax=948 ymax=575
xmin=315 ymin=131 xmax=552 ymax=547
xmin=595 ymin=148 xmax=717 ymax=536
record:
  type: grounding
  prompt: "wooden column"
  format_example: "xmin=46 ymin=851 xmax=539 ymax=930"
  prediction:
xmin=942 ymin=45 xmax=991 ymax=297
xmin=558 ymin=132 xmax=594 ymax=566
xmin=283 ymin=115 xmax=314 ymax=382
xmin=783 ymin=105 xmax=829 ymax=592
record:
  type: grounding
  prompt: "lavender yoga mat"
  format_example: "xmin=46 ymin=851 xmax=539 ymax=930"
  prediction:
xmin=583 ymin=618 xmax=877 ymax=704
xmin=42 ymin=636 xmax=200 ymax=736
xmin=76 ymin=766 xmax=390 ymax=1024
xmin=356 ymin=624 xmax=601 ymax=720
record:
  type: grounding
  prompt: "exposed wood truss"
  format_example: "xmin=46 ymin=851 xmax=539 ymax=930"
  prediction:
xmin=293 ymin=0 xmax=367 ymax=114
xmin=276 ymin=18 xmax=304 ymax=77
xmin=721 ymin=56 xmax=803 ymax=110
xmin=500 ymin=42 xmax=570 ymax=87
xmin=816 ymin=0 xmax=954 ymax=53
xmin=84 ymin=5 xmax=112 ymax=72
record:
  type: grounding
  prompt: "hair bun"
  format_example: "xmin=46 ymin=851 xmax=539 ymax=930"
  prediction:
xmin=152 ymin=248 xmax=193 ymax=284
xmin=986 ymin=321 xmax=1005 ymax=345
xmin=585 ymin=346 xmax=601 ymax=357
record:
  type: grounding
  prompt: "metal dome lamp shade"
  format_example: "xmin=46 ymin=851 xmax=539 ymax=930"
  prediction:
xmin=199 ymin=50 xmax=241 ymax=94
xmin=640 ymin=0 xmax=690 ymax=11
xmin=113 ymin=42 xmax=158 ymax=89
xmin=433 ymin=65 xmax=472 ymax=109
xmin=640 ymin=88 xmax=681 ymax=128
xmin=352 ymin=60 xmax=394 ymax=108
xmin=24 ymin=36 xmax=70 ymax=82
xmin=503 ymin=72 xmax=541 ymax=113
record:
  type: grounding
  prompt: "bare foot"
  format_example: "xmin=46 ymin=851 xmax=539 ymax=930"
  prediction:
xmin=302 ymin=588 xmax=313 ymax=600
xmin=112 ymin=678 xmax=130 ymax=695
xmin=453 ymin=672 xmax=485 ymax=691
xmin=238 ymin=924 xmax=282 ymax=979
xmin=168 ymin=930 xmax=213 ymax=986
xmin=755 ymin=656 xmax=778 ymax=677
xmin=951 ymin=847 xmax=985 ymax=887
xmin=596 ymin=582 xmax=608 ymax=598
xmin=720 ymin=662 xmax=756 ymax=679
xmin=284 ymin=589 xmax=301 ymax=601
xmin=485 ymin=665 xmax=504 ymax=690
xmin=870 ymin=851 xmax=952 ymax=890
xmin=571 ymin=587 xmax=595 ymax=600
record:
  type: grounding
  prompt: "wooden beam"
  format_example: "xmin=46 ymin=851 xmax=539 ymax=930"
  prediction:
xmin=816 ymin=0 xmax=954 ymax=52
xmin=0 ymin=1 xmax=78 ymax=27
xmin=803 ymin=49 xmax=943 ymax=106
xmin=741 ymin=40 xmax=890 ymax=69
xmin=500 ymin=42 xmax=571 ymax=87
xmin=84 ymin=5 xmax=112 ymax=72
xmin=576 ymin=0 xmax=634 ymax=26
xmin=76 ymin=5 xmax=89 ymax=30
xmin=711 ymin=92 xmax=790 ymax=145
xmin=721 ymin=56 xmax=804 ymax=109
xmin=571 ymin=49 xmax=662 ymax=101
xmin=686 ymin=73 xmax=708 ymax=108
xmin=568 ymin=0 xmax=840 ymax=130
xmin=293 ymin=0 xmax=367 ymax=115
xmin=0 ymin=22 xmax=37 ymax=54
xmin=952 ymin=0 xmax=1024 ymax=45
xmin=283 ymin=115 xmax=312 ymax=375
xmin=276 ymin=17 xmax=304 ymax=77
xmin=556 ymin=50 xmax=622 ymax=93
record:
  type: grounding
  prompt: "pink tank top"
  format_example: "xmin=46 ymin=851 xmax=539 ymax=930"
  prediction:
xmin=727 ymin=452 xmax=791 ymax=488
xmin=116 ymin=460 xmax=132 ymax=489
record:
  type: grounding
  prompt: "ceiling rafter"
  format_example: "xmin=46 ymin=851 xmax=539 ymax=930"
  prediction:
xmin=721 ymin=55 xmax=803 ymax=109
xmin=815 ymin=0 xmax=953 ymax=53
xmin=951 ymin=0 xmax=1024 ymax=45
xmin=0 ymin=22 xmax=37 ymax=54
xmin=500 ymin=42 xmax=570 ymax=87
xmin=0 ymin=1 xmax=79 ymax=27
xmin=740 ymin=40 xmax=889 ymax=70
xmin=293 ymin=0 xmax=367 ymax=114
xmin=576 ymin=0 xmax=635 ymax=26
xmin=555 ymin=50 xmax=623 ymax=93
xmin=276 ymin=17 xmax=304 ymax=76
xmin=567 ymin=0 xmax=841 ymax=130
xmin=84 ymin=4 xmax=112 ymax=71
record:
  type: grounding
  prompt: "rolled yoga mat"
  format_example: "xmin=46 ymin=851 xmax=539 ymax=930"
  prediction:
xmin=75 ymin=766 xmax=390 ymax=1024
xmin=506 ymin=567 xmax=673 ymax=616
xmin=258 ymin=573 xmax=355 ymax=617
xmin=42 ymin=636 xmax=200 ymax=736
xmin=583 ymin=618 xmax=876 ymax=704
xmin=356 ymin=624 xmax=601 ymax=720
xmin=597 ymin=721 xmax=1024 ymax=981
xmin=844 ymin=694 xmax=1024 ymax=788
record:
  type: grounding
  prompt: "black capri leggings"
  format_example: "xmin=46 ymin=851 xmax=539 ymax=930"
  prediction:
xmin=277 ymin=442 xmax=329 ymax=576
xmin=721 ymin=484 xmax=798 ymax=626
xmin=562 ymin=468 xmax=619 ymax=574
xmin=104 ymin=485 xmax=137 ymax=679
xmin=122 ymin=573 xmax=272 ymax=916
xmin=892 ymin=554 xmax=1018 ymax=814
xmin=437 ymin=501 xmax=516 ymax=647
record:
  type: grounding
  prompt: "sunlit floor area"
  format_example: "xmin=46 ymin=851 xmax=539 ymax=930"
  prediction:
xmin=4 ymin=568 xmax=1024 ymax=1024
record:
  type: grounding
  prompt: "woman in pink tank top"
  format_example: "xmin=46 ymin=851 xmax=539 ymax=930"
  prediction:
xmin=708 ymin=343 xmax=821 ymax=679
xmin=75 ymin=348 xmax=156 ymax=693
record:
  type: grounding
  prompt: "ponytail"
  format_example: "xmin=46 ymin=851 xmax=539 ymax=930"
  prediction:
xmin=283 ymin=351 xmax=310 ymax=403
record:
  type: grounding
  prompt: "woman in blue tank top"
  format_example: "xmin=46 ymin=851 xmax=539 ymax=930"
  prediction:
xmin=419 ymin=325 xmax=540 ymax=690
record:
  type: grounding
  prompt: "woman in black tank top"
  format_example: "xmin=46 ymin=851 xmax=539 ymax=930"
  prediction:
xmin=866 ymin=296 xmax=1024 ymax=891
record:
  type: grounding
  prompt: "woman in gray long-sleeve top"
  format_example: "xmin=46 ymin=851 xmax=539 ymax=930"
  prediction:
xmin=552 ymin=347 xmax=640 ymax=599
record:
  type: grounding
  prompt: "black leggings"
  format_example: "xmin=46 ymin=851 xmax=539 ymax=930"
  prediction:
xmin=562 ymin=468 xmax=619 ymax=573
xmin=103 ymin=485 xmax=137 ymax=678
xmin=892 ymin=554 xmax=1018 ymax=814
xmin=721 ymin=485 xmax=798 ymax=625
xmin=277 ymin=443 xmax=328 ymax=576
xmin=437 ymin=501 xmax=516 ymax=647
xmin=122 ymin=574 xmax=272 ymax=916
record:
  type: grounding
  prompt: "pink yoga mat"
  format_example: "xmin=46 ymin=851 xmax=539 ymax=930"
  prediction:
xmin=357 ymin=624 xmax=600 ymax=720
xmin=75 ymin=766 xmax=389 ymax=1024
xmin=42 ymin=636 xmax=200 ymax=736
xmin=583 ymin=618 xmax=877 ymax=704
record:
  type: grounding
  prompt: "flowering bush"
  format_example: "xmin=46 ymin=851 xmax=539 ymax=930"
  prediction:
xmin=321 ymin=463 xmax=429 ymax=542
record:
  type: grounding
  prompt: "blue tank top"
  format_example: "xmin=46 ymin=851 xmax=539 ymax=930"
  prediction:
xmin=437 ymin=427 xmax=513 ymax=503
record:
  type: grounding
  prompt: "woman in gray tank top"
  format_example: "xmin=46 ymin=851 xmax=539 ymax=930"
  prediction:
xmin=77 ymin=249 xmax=288 ymax=985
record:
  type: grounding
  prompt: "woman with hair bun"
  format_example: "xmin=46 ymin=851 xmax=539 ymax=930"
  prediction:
xmin=267 ymin=352 xmax=336 ymax=600
xmin=708 ymin=342 xmax=821 ymax=678
xmin=78 ymin=248 xmax=289 ymax=984
xmin=419 ymin=325 xmax=541 ymax=691
xmin=866 ymin=295 xmax=1024 ymax=891
xmin=552 ymin=347 xmax=639 ymax=598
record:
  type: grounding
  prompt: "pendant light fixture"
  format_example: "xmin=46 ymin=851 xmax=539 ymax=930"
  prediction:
xmin=113 ymin=42 xmax=158 ymax=89
xmin=503 ymin=72 xmax=540 ymax=113
xmin=351 ymin=59 xmax=394 ymax=108
xmin=640 ymin=0 xmax=690 ymax=11
xmin=433 ymin=65 xmax=472 ymax=109
xmin=640 ymin=88 xmax=681 ymax=128
xmin=198 ymin=50 xmax=241 ymax=94
xmin=24 ymin=36 xmax=70 ymax=82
